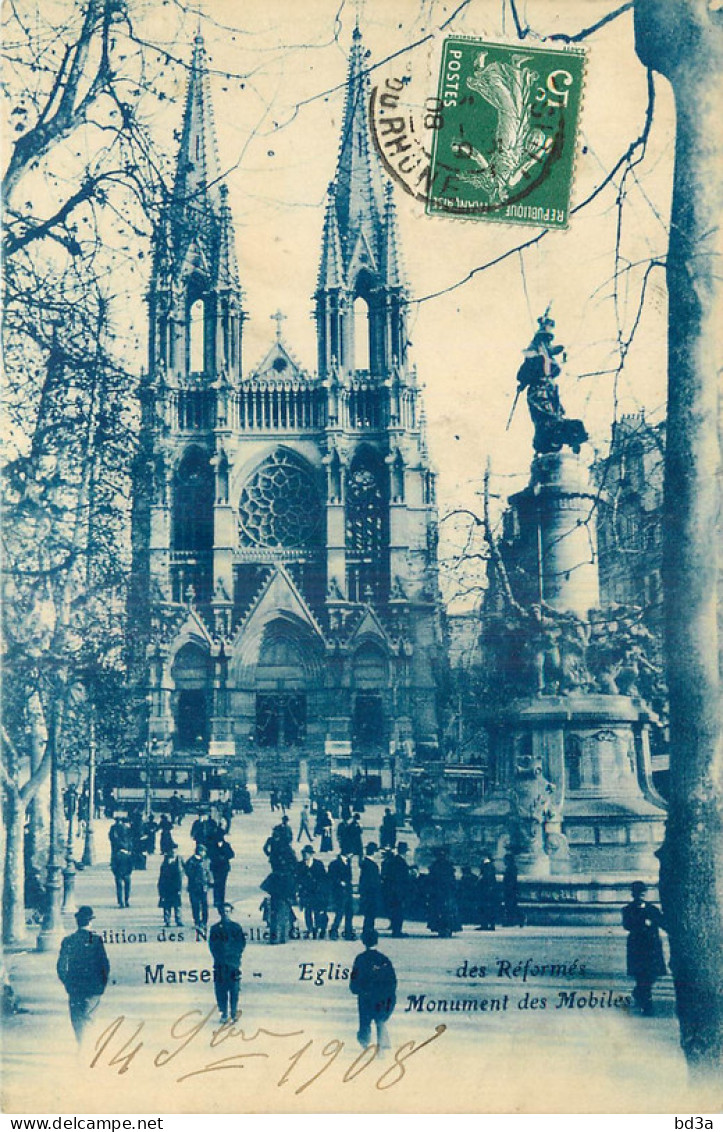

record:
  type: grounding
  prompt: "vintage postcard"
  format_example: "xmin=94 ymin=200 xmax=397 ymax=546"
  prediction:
xmin=2 ymin=0 xmax=721 ymax=1117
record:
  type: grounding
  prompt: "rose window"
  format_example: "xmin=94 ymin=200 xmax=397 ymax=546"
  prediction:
xmin=238 ymin=451 xmax=322 ymax=549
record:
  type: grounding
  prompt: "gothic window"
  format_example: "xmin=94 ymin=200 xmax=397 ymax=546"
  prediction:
xmin=346 ymin=449 xmax=388 ymax=601
xmin=171 ymin=450 xmax=213 ymax=599
xmin=172 ymin=643 xmax=210 ymax=749
xmin=353 ymin=295 xmax=370 ymax=373
xmin=190 ymin=298 xmax=205 ymax=372
xmin=238 ymin=451 xmax=322 ymax=549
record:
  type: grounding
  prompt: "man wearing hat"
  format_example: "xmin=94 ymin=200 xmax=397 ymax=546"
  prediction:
xmin=383 ymin=841 xmax=411 ymax=938
xmin=208 ymin=903 xmax=246 ymax=1023
xmin=359 ymin=842 xmax=383 ymax=936
xmin=622 ymin=881 xmax=667 ymax=1015
xmin=350 ymin=929 xmax=397 ymax=1049
xmin=56 ymin=906 xmax=110 ymax=1042
xmin=297 ymin=845 xmax=328 ymax=938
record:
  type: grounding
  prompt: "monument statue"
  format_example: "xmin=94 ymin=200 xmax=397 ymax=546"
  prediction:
xmin=514 ymin=312 xmax=588 ymax=454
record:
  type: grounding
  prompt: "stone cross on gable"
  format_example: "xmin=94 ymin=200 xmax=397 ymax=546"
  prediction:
xmin=271 ymin=309 xmax=287 ymax=341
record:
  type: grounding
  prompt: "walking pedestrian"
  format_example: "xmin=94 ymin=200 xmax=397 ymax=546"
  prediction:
xmin=622 ymin=881 xmax=667 ymax=1015
xmin=297 ymin=804 xmax=314 ymax=844
xmin=503 ymin=852 xmax=524 ymax=927
xmin=168 ymin=791 xmax=183 ymax=826
xmin=426 ymin=848 xmax=460 ymax=937
xmin=379 ymin=808 xmax=397 ymax=850
xmin=159 ymin=814 xmax=176 ymax=856
xmin=56 ymin=907 xmax=110 ymax=1043
xmin=158 ymin=848 xmax=184 ymax=927
xmin=359 ymin=842 xmax=382 ymax=935
xmin=328 ymin=852 xmax=355 ymax=940
xmin=208 ymin=903 xmax=246 ymax=1023
xmin=110 ymin=847 xmax=133 ymax=908
xmin=476 ymin=854 xmax=499 ymax=931
xmin=348 ymin=813 xmax=364 ymax=862
xmin=383 ymin=841 xmax=411 ymax=937
xmin=350 ymin=929 xmax=397 ymax=1049
xmin=209 ymin=833 xmax=235 ymax=910
xmin=297 ymin=845 xmax=328 ymax=937
xmin=319 ymin=808 xmax=334 ymax=853
xmin=184 ymin=845 xmax=213 ymax=930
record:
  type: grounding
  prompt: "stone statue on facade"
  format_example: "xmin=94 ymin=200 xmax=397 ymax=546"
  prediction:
xmin=514 ymin=313 xmax=588 ymax=454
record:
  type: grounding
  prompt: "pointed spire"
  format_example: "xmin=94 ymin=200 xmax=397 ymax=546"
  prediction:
xmin=383 ymin=181 xmax=406 ymax=290
xmin=174 ymin=32 xmax=222 ymax=210
xmin=216 ymin=183 xmax=240 ymax=290
xmin=334 ymin=25 xmax=385 ymax=261
xmin=318 ymin=185 xmax=346 ymax=289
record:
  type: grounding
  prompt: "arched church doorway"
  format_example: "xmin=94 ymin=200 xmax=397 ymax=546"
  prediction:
xmin=252 ymin=622 xmax=321 ymax=791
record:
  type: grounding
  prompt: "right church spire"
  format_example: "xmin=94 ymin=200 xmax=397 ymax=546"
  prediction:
xmin=316 ymin=26 xmax=408 ymax=379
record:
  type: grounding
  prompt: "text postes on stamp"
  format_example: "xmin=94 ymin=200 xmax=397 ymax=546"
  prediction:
xmin=426 ymin=37 xmax=585 ymax=228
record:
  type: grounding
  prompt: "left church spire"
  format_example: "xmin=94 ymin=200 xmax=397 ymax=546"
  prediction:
xmin=150 ymin=31 xmax=243 ymax=385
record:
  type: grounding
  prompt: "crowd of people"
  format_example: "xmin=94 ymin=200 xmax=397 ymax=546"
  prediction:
xmin=105 ymin=792 xmax=527 ymax=939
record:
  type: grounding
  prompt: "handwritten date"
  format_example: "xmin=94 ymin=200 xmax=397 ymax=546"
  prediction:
xmin=90 ymin=1009 xmax=447 ymax=1095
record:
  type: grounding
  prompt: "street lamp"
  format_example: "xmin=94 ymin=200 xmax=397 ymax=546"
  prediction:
xmin=62 ymin=763 xmax=81 ymax=910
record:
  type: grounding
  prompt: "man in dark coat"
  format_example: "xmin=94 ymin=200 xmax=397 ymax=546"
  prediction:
xmin=108 ymin=816 xmax=131 ymax=855
xmin=476 ymin=855 xmax=499 ymax=931
xmin=168 ymin=791 xmax=183 ymax=826
xmin=209 ymin=833 xmax=235 ymax=909
xmin=347 ymin=814 xmax=364 ymax=862
xmin=297 ymin=845 xmax=328 ymax=937
xmin=110 ymin=846 xmax=133 ymax=908
xmin=184 ymin=845 xmax=213 ymax=929
xmin=383 ymin=842 xmax=411 ymax=937
xmin=379 ymin=808 xmax=397 ymax=850
xmin=57 ymin=906 xmax=110 ymax=1042
xmin=158 ymin=848 xmax=184 ymax=927
xmin=336 ymin=816 xmax=353 ymax=855
xmin=328 ymin=852 xmax=355 ymax=940
xmin=503 ymin=852 xmax=524 ymax=927
xmin=208 ymin=903 xmax=246 ymax=1023
xmin=350 ymin=929 xmax=397 ymax=1049
xmin=622 ymin=881 xmax=667 ymax=1015
xmin=426 ymin=848 xmax=460 ymax=937
xmin=359 ymin=842 xmax=383 ymax=935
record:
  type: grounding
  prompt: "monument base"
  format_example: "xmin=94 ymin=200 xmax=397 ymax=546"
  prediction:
xmin=518 ymin=874 xmax=660 ymax=926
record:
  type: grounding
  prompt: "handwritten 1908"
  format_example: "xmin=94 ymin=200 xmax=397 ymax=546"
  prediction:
xmin=90 ymin=1009 xmax=447 ymax=1095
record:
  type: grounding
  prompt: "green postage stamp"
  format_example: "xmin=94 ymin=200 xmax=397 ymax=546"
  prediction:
xmin=427 ymin=37 xmax=586 ymax=228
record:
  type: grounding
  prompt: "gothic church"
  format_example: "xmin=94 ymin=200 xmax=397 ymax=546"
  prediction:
xmin=129 ymin=29 xmax=442 ymax=794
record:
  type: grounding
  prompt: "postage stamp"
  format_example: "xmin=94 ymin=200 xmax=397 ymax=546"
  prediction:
xmin=426 ymin=37 xmax=586 ymax=228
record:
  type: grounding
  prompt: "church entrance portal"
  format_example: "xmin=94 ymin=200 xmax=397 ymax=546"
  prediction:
xmin=252 ymin=625 xmax=318 ymax=792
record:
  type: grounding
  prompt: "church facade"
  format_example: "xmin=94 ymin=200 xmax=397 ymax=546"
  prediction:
xmin=128 ymin=29 xmax=443 ymax=796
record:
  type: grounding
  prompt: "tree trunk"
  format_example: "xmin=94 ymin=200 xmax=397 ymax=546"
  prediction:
xmin=634 ymin=0 xmax=723 ymax=1071
xmin=2 ymin=788 xmax=28 ymax=948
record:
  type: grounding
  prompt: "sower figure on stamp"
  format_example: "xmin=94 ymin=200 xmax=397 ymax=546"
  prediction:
xmin=350 ymin=929 xmax=397 ymax=1050
xmin=209 ymin=903 xmax=246 ymax=1024
xmin=56 ymin=906 xmax=110 ymax=1044
xmin=158 ymin=847 xmax=184 ymax=927
xmin=622 ymin=881 xmax=667 ymax=1016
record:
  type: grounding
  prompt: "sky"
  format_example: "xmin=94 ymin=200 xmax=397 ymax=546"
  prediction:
xmin=6 ymin=0 xmax=675 ymax=584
